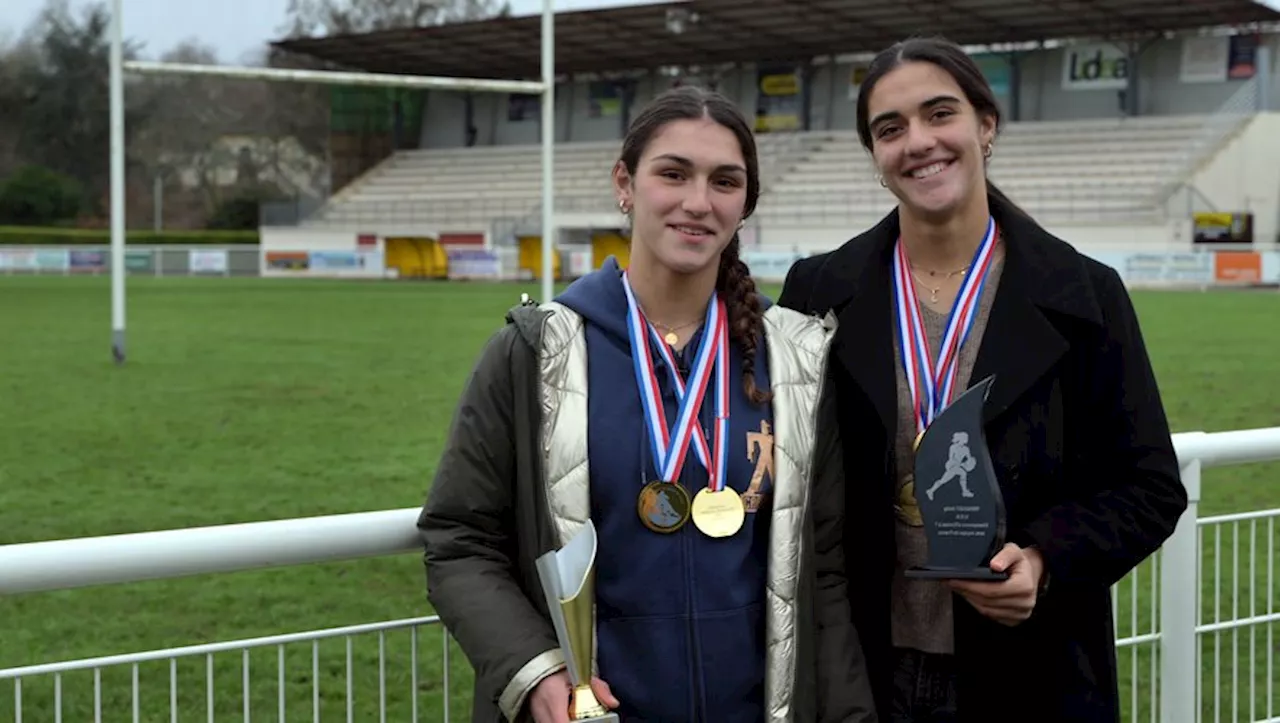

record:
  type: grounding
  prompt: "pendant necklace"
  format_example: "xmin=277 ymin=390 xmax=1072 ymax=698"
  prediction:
xmin=909 ymin=264 xmax=969 ymax=304
xmin=652 ymin=318 xmax=700 ymax=346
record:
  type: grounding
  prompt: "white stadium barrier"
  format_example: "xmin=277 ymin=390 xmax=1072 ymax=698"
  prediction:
xmin=1 ymin=427 xmax=1278 ymax=723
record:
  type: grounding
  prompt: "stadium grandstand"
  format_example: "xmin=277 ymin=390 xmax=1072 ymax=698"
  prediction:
xmin=255 ymin=0 xmax=1280 ymax=285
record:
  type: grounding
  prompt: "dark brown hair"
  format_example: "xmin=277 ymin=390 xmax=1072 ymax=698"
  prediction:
xmin=854 ymin=36 xmax=1025 ymax=217
xmin=617 ymin=85 xmax=770 ymax=405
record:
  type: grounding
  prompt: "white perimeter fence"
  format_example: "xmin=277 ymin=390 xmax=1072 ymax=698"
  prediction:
xmin=0 ymin=427 xmax=1278 ymax=723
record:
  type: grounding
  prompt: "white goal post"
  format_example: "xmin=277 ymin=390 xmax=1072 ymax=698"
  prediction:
xmin=107 ymin=0 xmax=558 ymax=363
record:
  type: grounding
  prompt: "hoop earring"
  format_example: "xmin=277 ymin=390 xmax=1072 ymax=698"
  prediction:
xmin=984 ymin=143 xmax=993 ymax=159
xmin=876 ymin=173 xmax=887 ymax=188
xmin=618 ymin=198 xmax=628 ymax=214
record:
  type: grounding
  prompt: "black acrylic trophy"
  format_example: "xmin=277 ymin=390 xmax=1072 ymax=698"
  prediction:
xmin=905 ymin=375 xmax=1009 ymax=581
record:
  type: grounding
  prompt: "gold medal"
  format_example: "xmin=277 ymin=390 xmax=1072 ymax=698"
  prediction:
xmin=913 ymin=429 xmax=925 ymax=452
xmin=637 ymin=480 xmax=691 ymax=533
xmin=895 ymin=474 xmax=924 ymax=527
xmin=691 ymin=487 xmax=746 ymax=538
xmin=622 ymin=273 xmax=731 ymax=536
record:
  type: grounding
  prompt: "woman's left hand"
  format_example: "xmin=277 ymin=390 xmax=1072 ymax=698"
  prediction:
xmin=948 ymin=543 xmax=1046 ymax=626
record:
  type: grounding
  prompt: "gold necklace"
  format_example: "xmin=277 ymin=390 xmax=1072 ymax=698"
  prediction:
xmin=909 ymin=269 xmax=951 ymax=304
xmin=905 ymin=231 xmax=999 ymax=304
xmin=909 ymin=262 xmax=970 ymax=304
xmin=652 ymin=319 xmax=700 ymax=345
xmin=913 ymin=263 xmax=970 ymax=279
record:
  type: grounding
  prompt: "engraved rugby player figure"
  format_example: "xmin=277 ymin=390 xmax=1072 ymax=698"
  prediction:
xmin=925 ymin=431 xmax=977 ymax=501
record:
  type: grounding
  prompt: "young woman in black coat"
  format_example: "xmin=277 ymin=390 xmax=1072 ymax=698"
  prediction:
xmin=777 ymin=36 xmax=1189 ymax=723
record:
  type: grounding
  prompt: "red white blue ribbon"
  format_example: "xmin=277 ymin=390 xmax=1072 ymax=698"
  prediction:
xmin=646 ymin=297 xmax=730 ymax=493
xmin=622 ymin=272 xmax=728 ymax=491
xmin=892 ymin=216 xmax=999 ymax=435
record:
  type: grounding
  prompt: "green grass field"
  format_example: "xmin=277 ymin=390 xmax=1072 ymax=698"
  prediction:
xmin=0 ymin=275 xmax=1277 ymax=721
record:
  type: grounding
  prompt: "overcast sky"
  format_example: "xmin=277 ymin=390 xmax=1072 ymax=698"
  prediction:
xmin=2 ymin=0 xmax=661 ymax=64
xmin=6 ymin=0 xmax=1278 ymax=64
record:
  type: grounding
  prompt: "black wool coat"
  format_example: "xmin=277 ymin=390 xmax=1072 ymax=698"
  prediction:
xmin=776 ymin=196 xmax=1189 ymax=723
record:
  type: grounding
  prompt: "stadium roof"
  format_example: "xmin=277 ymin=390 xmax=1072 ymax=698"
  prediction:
xmin=271 ymin=0 xmax=1280 ymax=81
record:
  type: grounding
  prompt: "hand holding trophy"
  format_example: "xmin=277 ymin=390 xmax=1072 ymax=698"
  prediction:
xmin=527 ymin=672 xmax=618 ymax=723
xmin=533 ymin=521 xmax=620 ymax=722
xmin=904 ymin=374 xmax=1009 ymax=581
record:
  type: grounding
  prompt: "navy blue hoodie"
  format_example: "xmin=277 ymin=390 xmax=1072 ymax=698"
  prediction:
xmin=553 ymin=257 xmax=777 ymax=723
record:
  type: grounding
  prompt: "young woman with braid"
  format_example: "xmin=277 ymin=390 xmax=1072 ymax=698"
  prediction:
xmin=417 ymin=86 xmax=879 ymax=723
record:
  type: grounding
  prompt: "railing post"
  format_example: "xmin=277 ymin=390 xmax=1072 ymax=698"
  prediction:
xmin=1257 ymin=45 xmax=1271 ymax=112
xmin=1160 ymin=457 xmax=1202 ymax=723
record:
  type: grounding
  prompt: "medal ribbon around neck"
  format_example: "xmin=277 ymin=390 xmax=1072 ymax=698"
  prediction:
xmin=646 ymin=295 xmax=731 ymax=493
xmin=622 ymin=272 xmax=728 ymax=489
xmin=892 ymin=216 xmax=999 ymax=437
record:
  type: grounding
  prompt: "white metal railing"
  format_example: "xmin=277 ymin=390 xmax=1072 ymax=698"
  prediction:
xmin=1113 ymin=427 xmax=1280 ymax=723
xmin=1111 ymin=502 xmax=1280 ymax=723
xmin=1195 ymin=509 xmax=1279 ymax=723
xmin=1 ymin=427 xmax=1279 ymax=723
xmin=0 ymin=616 xmax=448 ymax=723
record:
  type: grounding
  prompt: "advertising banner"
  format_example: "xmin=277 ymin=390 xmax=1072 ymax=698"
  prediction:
xmin=1180 ymin=35 xmax=1230 ymax=84
xmin=309 ymin=251 xmax=363 ymax=270
xmin=1213 ymin=251 xmax=1262 ymax=284
xmin=755 ymin=65 xmax=801 ymax=133
xmin=1193 ymin=212 xmax=1254 ymax=244
xmin=587 ymin=81 xmax=624 ymax=118
xmin=35 ymin=250 xmax=69 ymax=272
xmin=1228 ymin=34 xmax=1259 ymax=79
xmin=0 ymin=249 xmax=70 ymax=272
xmin=126 ymin=250 xmax=155 ymax=273
xmin=69 ymin=249 xmax=106 ymax=272
xmin=1121 ymin=252 xmax=1213 ymax=285
xmin=189 ymin=250 xmax=229 ymax=274
xmin=446 ymin=248 xmax=502 ymax=280
xmin=265 ymin=251 xmax=310 ymax=271
xmin=0 ymin=250 xmax=37 ymax=271
xmin=1062 ymin=43 xmax=1130 ymax=91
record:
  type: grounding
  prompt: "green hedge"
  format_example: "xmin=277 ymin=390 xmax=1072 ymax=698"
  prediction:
xmin=0 ymin=226 xmax=260 ymax=246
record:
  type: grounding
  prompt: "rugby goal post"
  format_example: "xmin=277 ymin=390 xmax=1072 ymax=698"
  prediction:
xmin=107 ymin=0 xmax=558 ymax=364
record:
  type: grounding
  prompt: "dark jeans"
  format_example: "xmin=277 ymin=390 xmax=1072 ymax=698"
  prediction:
xmin=890 ymin=647 xmax=959 ymax=723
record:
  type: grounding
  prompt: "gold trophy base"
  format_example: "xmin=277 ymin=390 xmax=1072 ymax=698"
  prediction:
xmin=569 ymin=683 xmax=619 ymax=722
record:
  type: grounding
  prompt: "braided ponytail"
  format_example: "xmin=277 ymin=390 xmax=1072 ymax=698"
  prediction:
xmin=716 ymin=233 xmax=770 ymax=406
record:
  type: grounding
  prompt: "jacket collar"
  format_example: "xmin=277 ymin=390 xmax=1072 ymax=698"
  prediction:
xmin=811 ymin=193 xmax=1104 ymax=431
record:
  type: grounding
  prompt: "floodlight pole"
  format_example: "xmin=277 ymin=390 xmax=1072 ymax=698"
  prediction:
xmin=109 ymin=0 xmax=126 ymax=364
xmin=540 ymin=0 xmax=555 ymax=304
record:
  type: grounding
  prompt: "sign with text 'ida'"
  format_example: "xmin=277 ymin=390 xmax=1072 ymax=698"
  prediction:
xmin=1062 ymin=43 xmax=1130 ymax=91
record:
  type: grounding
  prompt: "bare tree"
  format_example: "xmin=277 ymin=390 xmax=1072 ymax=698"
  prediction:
xmin=130 ymin=40 xmax=231 ymax=211
xmin=277 ymin=0 xmax=512 ymax=38
xmin=9 ymin=0 xmax=150 ymax=214
xmin=124 ymin=38 xmax=331 ymax=228
xmin=0 ymin=28 xmax=40 ymax=177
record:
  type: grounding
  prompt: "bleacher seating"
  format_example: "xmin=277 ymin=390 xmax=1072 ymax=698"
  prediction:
xmin=303 ymin=113 xmax=1239 ymax=231
xmin=307 ymin=132 xmax=825 ymax=229
xmin=759 ymin=114 xmax=1222 ymax=228
xmin=311 ymin=140 xmax=618 ymax=228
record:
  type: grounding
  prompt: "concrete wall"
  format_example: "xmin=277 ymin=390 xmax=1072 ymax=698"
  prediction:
xmin=415 ymin=32 xmax=1279 ymax=149
xmin=1184 ymin=112 xmax=1280 ymax=243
